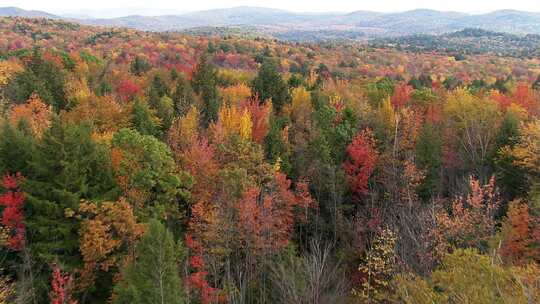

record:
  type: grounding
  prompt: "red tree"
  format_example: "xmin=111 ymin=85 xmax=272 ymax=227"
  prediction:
xmin=240 ymin=98 xmax=271 ymax=144
xmin=236 ymin=173 xmax=315 ymax=254
xmin=0 ymin=173 xmax=25 ymax=251
xmin=49 ymin=264 xmax=77 ymax=304
xmin=185 ymin=233 xmax=216 ymax=304
xmin=500 ymin=200 xmax=531 ymax=264
xmin=344 ymin=130 xmax=378 ymax=197
xmin=513 ymin=84 xmax=536 ymax=113
xmin=391 ymin=84 xmax=413 ymax=109
xmin=116 ymin=78 xmax=140 ymax=102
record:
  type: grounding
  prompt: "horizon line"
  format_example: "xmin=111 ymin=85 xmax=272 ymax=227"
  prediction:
xmin=4 ymin=5 xmax=539 ymax=19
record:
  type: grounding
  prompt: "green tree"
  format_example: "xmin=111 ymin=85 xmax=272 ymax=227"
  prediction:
xmin=533 ymin=75 xmax=540 ymax=91
xmin=111 ymin=128 xmax=191 ymax=222
xmin=7 ymin=49 xmax=68 ymax=111
xmin=154 ymin=95 xmax=175 ymax=131
xmin=148 ymin=74 xmax=169 ymax=109
xmin=0 ymin=120 xmax=35 ymax=175
xmin=408 ymin=74 xmax=433 ymax=90
xmin=191 ymin=54 xmax=220 ymax=125
xmin=492 ymin=108 xmax=526 ymax=200
xmin=172 ymin=75 xmax=195 ymax=117
xmin=391 ymin=249 xmax=536 ymax=303
xmin=251 ymin=59 xmax=290 ymax=112
xmin=366 ymin=77 xmax=394 ymax=107
xmin=114 ymin=219 xmax=185 ymax=304
xmin=130 ymin=56 xmax=152 ymax=76
xmin=264 ymin=116 xmax=291 ymax=174
xmin=132 ymin=99 xmax=161 ymax=137
xmin=23 ymin=119 xmax=118 ymax=300
xmin=416 ymin=122 xmax=442 ymax=201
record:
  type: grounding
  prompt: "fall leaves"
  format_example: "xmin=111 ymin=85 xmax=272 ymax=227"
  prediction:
xmin=344 ymin=130 xmax=378 ymax=197
xmin=0 ymin=173 xmax=25 ymax=251
xmin=77 ymin=199 xmax=145 ymax=290
xmin=1 ymin=15 xmax=540 ymax=304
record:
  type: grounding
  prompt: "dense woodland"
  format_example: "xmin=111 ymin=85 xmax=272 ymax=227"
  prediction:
xmin=0 ymin=17 xmax=539 ymax=303
xmin=371 ymin=28 xmax=540 ymax=59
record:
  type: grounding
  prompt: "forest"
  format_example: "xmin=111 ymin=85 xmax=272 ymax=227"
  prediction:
xmin=0 ymin=16 xmax=539 ymax=303
xmin=371 ymin=28 xmax=540 ymax=59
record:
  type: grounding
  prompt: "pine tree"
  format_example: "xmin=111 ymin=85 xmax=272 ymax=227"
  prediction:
xmin=172 ymin=75 xmax=195 ymax=117
xmin=0 ymin=121 xmax=35 ymax=175
xmin=148 ymin=75 xmax=168 ymax=109
xmin=132 ymin=100 xmax=161 ymax=137
xmin=533 ymin=75 xmax=540 ymax=91
xmin=22 ymin=118 xmax=118 ymax=300
xmin=25 ymin=118 xmax=118 ymax=235
xmin=191 ymin=55 xmax=220 ymax=125
xmin=251 ymin=59 xmax=290 ymax=112
xmin=130 ymin=56 xmax=152 ymax=76
xmin=7 ymin=49 xmax=68 ymax=111
xmin=416 ymin=122 xmax=442 ymax=201
xmin=114 ymin=219 xmax=185 ymax=304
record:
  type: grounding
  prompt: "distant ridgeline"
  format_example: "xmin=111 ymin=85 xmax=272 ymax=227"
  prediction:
xmin=370 ymin=28 xmax=540 ymax=59
xmin=2 ymin=6 xmax=540 ymax=42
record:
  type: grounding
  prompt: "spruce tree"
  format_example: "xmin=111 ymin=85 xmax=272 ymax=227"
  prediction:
xmin=7 ymin=48 xmax=69 ymax=111
xmin=0 ymin=121 xmax=35 ymax=175
xmin=23 ymin=118 xmax=118 ymax=300
xmin=251 ymin=58 xmax=290 ymax=112
xmin=191 ymin=54 xmax=220 ymax=125
xmin=132 ymin=99 xmax=161 ymax=137
xmin=416 ymin=122 xmax=443 ymax=202
xmin=533 ymin=75 xmax=540 ymax=91
xmin=114 ymin=219 xmax=185 ymax=304
xmin=172 ymin=75 xmax=195 ymax=117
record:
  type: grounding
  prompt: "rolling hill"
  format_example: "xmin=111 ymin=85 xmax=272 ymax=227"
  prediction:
xmin=2 ymin=6 xmax=540 ymax=40
xmin=0 ymin=6 xmax=59 ymax=19
xmin=371 ymin=28 xmax=540 ymax=58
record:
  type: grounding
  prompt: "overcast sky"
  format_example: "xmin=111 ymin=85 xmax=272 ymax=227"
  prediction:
xmin=2 ymin=0 xmax=540 ymax=15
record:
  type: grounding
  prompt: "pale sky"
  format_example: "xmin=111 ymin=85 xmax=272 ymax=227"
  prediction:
xmin=2 ymin=0 xmax=540 ymax=15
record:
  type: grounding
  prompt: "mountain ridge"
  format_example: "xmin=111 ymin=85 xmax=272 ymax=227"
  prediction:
xmin=2 ymin=6 xmax=540 ymax=39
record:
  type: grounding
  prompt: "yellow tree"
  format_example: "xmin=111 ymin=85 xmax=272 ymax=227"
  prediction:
xmin=220 ymin=83 xmax=252 ymax=106
xmin=288 ymin=86 xmax=313 ymax=124
xmin=353 ymin=227 xmax=397 ymax=303
xmin=167 ymin=105 xmax=201 ymax=157
xmin=9 ymin=93 xmax=52 ymax=137
xmin=502 ymin=119 xmax=540 ymax=181
xmin=444 ymin=88 xmax=502 ymax=180
xmin=0 ymin=60 xmax=23 ymax=86
xmin=212 ymin=105 xmax=253 ymax=143
xmin=63 ymin=95 xmax=130 ymax=137
xmin=390 ymin=249 xmax=540 ymax=303
xmin=76 ymin=198 xmax=145 ymax=290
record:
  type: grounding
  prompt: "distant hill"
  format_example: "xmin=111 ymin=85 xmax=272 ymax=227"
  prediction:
xmin=0 ymin=7 xmax=58 ymax=19
xmin=357 ymin=9 xmax=468 ymax=35
xmin=2 ymin=6 xmax=540 ymax=40
xmin=371 ymin=28 xmax=540 ymax=58
xmin=80 ymin=7 xmax=341 ymax=32
xmin=459 ymin=10 xmax=540 ymax=34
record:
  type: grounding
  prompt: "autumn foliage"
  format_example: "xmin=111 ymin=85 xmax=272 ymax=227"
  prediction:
xmin=236 ymin=172 xmax=315 ymax=254
xmin=0 ymin=16 xmax=539 ymax=304
xmin=0 ymin=173 xmax=25 ymax=251
xmin=9 ymin=93 xmax=52 ymax=137
xmin=49 ymin=264 xmax=77 ymax=304
xmin=344 ymin=130 xmax=378 ymax=196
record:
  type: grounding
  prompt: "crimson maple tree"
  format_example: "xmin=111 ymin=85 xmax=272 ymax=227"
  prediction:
xmin=0 ymin=173 xmax=25 ymax=251
xmin=344 ymin=130 xmax=378 ymax=197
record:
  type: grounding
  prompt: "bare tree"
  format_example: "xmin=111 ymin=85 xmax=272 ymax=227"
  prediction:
xmin=269 ymin=240 xmax=347 ymax=304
